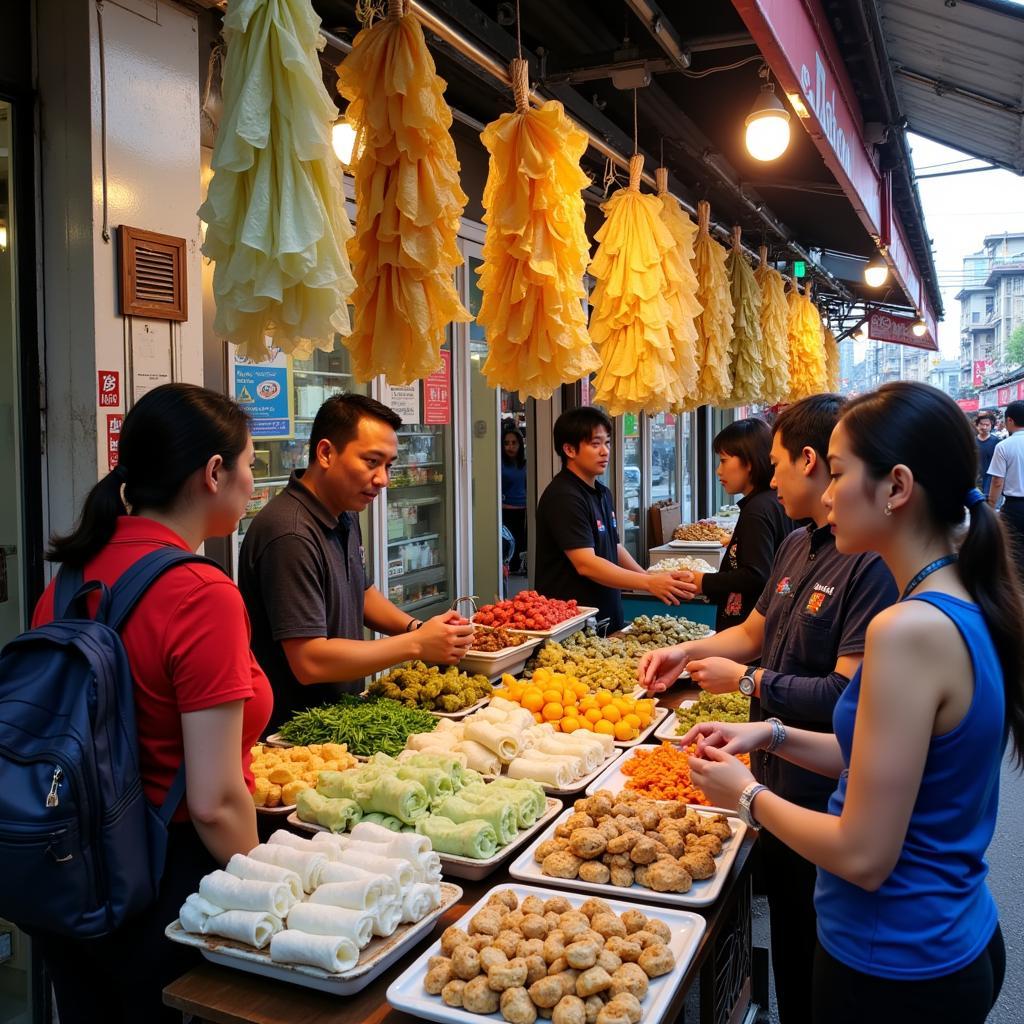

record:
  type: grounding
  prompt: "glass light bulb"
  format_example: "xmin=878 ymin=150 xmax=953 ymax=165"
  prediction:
xmin=332 ymin=122 xmax=357 ymax=165
xmin=864 ymin=262 xmax=889 ymax=288
xmin=912 ymin=320 xmax=927 ymax=337
xmin=745 ymin=113 xmax=791 ymax=162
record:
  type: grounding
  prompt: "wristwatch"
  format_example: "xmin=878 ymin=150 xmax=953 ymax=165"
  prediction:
xmin=737 ymin=781 xmax=768 ymax=829
xmin=738 ymin=664 xmax=757 ymax=697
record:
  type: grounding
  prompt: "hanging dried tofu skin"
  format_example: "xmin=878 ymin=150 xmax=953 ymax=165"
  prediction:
xmin=754 ymin=248 xmax=790 ymax=405
xmin=655 ymin=168 xmax=701 ymax=408
xmin=786 ymin=283 xmax=828 ymax=401
xmin=477 ymin=60 xmax=600 ymax=399
xmin=683 ymin=200 xmax=734 ymax=410
xmin=726 ymin=229 xmax=765 ymax=406
xmin=589 ymin=155 xmax=688 ymax=416
xmin=824 ymin=325 xmax=841 ymax=392
xmin=200 ymin=0 xmax=356 ymax=361
xmin=337 ymin=0 xmax=470 ymax=385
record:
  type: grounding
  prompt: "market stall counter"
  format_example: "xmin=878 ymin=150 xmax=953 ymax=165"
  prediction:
xmin=163 ymin=685 xmax=762 ymax=1024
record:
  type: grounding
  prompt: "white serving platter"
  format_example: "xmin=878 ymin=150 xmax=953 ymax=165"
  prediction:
xmin=286 ymin=796 xmax=564 ymax=882
xmin=668 ymin=539 xmax=727 ymax=549
xmin=513 ymin=606 xmax=600 ymax=643
xmin=584 ymin=743 xmax=669 ymax=796
xmin=613 ymin=705 xmax=671 ymax=748
xmin=255 ymin=802 xmax=298 ymax=817
xmin=165 ymin=881 xmax=462 ymax=996
xmin=458 ymin=633 xmax=544 ymax=680
xmin=508 ymin=804 xmax=746 ymax=908
xmin=530 ymin=746 xmax=628 ymax=797
xmin=386 ymin=883 xmax=705 ymax=1024
xmin=653 ymin=701 xmax=695 ymax=742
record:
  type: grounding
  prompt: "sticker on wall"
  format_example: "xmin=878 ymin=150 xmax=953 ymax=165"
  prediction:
xmin=423 ymin=350 xmax=451 ymax=425
xmin=229 ymin=340 xmax=294 ymax=440
xmin=106 ymin=413 xmax=123 ymax=471
xmin=98 ymin=370 xmax=121 ymax=408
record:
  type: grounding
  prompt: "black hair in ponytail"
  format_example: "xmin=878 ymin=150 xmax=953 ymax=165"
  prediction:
xmin=840 ymin=381 xmax=1024 ymax=768
xmin=47 ymin=383 xmax=250 ymax=567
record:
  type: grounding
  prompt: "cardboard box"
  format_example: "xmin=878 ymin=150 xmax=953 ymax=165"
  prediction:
xmin=648 ymin=502 xmax=682 ymax=548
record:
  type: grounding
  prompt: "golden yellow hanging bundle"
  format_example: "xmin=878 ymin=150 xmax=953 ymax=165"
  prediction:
xmin=823 ymin=325 xmax=841 ymax=392
xmin=686 ymin=200 xmax=734 ymax=409
xmin=200 ymin=0 xmax=356 ymax=361
xmin=655 ymin=167 xmax=701 ymax=408
xmin=754 ymin=247 xmax=790 ymax=405
xmin=726 ymin=228 xmax=765 ymax=406
xmin=476 ymin=60 xmax=600 ymax=399
xmin=337 ymin=0 xmax=470 ymax=384
xmin=786 ymin=281 xmax=827 ymax=401
xmin=588 ymin=155 xmax=689 ymax=415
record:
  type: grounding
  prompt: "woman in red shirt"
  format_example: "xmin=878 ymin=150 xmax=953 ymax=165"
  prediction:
xmin=31 ymin=383 xmax=273 ymax=1023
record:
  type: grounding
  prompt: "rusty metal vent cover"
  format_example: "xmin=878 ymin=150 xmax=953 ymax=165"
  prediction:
xmin=117 ymin=226 xmax=188 ymax=321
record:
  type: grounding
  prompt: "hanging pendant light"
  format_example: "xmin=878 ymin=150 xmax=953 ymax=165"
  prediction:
xmin=745 ymin=66 xmax=791 ymax=162
xmin=912 ymin=316 xmax=927 ymax=337
xmin=331 ymin=119 xmax=357 ymax=166
xmin=864 ymin=254 xmax=889 ymax=288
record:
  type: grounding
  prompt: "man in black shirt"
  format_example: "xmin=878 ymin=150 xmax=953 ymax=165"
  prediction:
xmin=639 ymin=394 xmax=898 ymax=1024
xmin=534 ymin=407 xmax=690 ymax=632
xmin=975 ymin=411 xmax=999 ymax=495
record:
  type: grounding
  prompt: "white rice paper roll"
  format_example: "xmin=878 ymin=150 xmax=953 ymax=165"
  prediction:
xmin=270 ymin=929 xmax=359 ymax=973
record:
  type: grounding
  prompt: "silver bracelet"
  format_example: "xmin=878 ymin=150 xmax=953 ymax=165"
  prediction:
xmin=764 ymin=717 xmax=786 ymax=753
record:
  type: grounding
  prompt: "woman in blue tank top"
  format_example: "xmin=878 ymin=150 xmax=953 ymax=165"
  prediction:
xmin=680 ymin=382 xmax=1024 ymax=1023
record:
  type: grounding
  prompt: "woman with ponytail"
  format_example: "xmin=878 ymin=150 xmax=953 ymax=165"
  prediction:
xmin=680 ymin=381 xmax=1022 ymax=1024
xmin=31 ymin=384 xmax=273 ymax=1023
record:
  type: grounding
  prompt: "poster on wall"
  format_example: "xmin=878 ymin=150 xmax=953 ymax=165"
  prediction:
xmin=229 ymin=341 xmax=295 ymax=439
xmin=423 ymin=350 xmax=451 ymax=425
xmin=383 ymin=381 xmax=421 ymax=425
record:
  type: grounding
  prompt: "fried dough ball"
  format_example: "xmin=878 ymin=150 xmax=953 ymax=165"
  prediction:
xmin=543 ymin=932 xmax=567 ymax=965
xmin=609 ymin=866 xmax=635 ymax=887
xmin=552 ymin=994 xmax=587 ymax=1024
xmin=558 ymin=911 xmax=591 ymax=941
xmin=568 ymin=829 xmax=607 ymax=860
xmin=522 ymin=895 xmax=548 ymax=916
xmin=481 ymin=947 xmax=510 ymax=973
xmin=602 ymin=853 xmax=631 ymax=869
xmin=490 ymin=889 xmax=520 ymax=911
xmin=505 ymin=910 xmax=527 ymax=931
xmin=500 ymin=986 xmax=537 ymax=1024
xmin=676 ymin=811 xmax=701 ymax=836
xmin=578 ymin=861 xmax=611 ymax=885
xmin=442 ymin=980 xmax=467 ymax=1007
xmin=610 ymin=802 xmax=632 ymax=818
xmin=699 ymin=819 xmax=733 ymax=841
xmin=544 ymin=911 xmax=562 ymax=932
xmin=604 ymin=936 xmax=642 ymax=963
xmin=618 ymin=910 xmax=645 ymax=934
xmin=528 ymin=975 xmax=565 ymax=1009
xmin=469 ymin=907 xmax=503 ymax=937
xmin=633 ymin=866 xmax=650 ymax=888
xmin=584 ymin=793 xmax=613 ymax=819
xmin=638 ymin=806 xmax=661 ymax=831
xmin=575 ymin=966 xmax=612 ymax=997
xmin=565 ymin=812 xmax=595 ymax=832
xmin=565 ymin=940 xmax=599 ymax=970
xmin=469 ymin=934 xmax=494 ymax=951
xmin=544 ymin=896 xmax=573 ymax=916
xmin=660 ymin=832 xmax=688 ymax=858
xmin=591 ymin=913 xmax=627 ymax=940
xmin=584 ymin=995 xmax=604 ymax=1024
xmin=645 ymin=919 xmax=672 ymax=944
xmin=595 ymin=820 xmax=620 ymax=842
xmin=525 ymin=954 xmax=549 ymax=986
xmin=441 ymin=926 xmax=470 ymax=957
xmin=629 ymin=930 xmax=661 ymax=950
xmin=685 ymin=832 xmax=723 ymax=856
xmin=609 ymin=962 xmax=649 ymax=1000
xmin=573 ymin=798 xmax=589 ymax=813
xmin=494 ymin=930 xmax=523 ymax=959
xmin=547 ymin=957 xmax=568 ymax=975
xmin=647 ymin=859 xmax=693 ymax=893
xmin=679 ymin=850 xmax=716 ymax=881
xmin=606 ymin=992 xmax=642 ymax=1024
xmin=463 ymin=975 xmax=501 ymax=1014
xmin=597 ymin=949 xmax=622 ymax=974
xmin=428 ymin=954 xmax=451 ymax=972
xmin=557 ymin=970 xmax=580 ymax=997
xmin=578 ymin=898 xmax=613 ymax=920
xmin=543 ymin=852 xmax=583 ymax=879
xmin=615 ymin=816 xmax=645 ymax=835
xmin=425 ymin=960 xmax=454 ymax=994
xmin=595 ymin=1003 xmax=630 ymax=1024
xmin=606 ymin=832 xmax=640 ymax=856
xmin=452 ymin=945 xmax=482 ymax=980
xmin=517 ymin=938 xmax=546 ymax=960
xmin=638 ymin=944 xmax=676 ymax=978
xmin=521 ymin=913 xmax=551 ymax=939
xmin=629 ymin=838 xmax=660 ymax=866
xmin=488 ymin=957 xmax=529 ymax=992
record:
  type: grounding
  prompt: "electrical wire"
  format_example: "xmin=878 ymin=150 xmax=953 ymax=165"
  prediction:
xmin=681 ymin=54 xmax=763 ymax=79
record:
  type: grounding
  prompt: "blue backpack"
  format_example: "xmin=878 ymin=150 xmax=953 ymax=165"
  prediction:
xmin=0 ymin=547 xmax=221 ymax=938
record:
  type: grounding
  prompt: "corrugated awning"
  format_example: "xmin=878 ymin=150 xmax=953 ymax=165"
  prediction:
xmin=880 ymin=0 xmax=1024 ymax=173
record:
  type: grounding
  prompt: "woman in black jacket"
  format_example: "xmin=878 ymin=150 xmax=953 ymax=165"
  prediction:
xmin=683 ymin=418 xmax=793 ymax=631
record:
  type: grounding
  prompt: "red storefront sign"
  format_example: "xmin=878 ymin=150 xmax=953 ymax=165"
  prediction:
xmin=423 ymin=350 xmax=451 ymax=425
xmin=866 ymin=310 xmax=933 ymax=350
xmin=998 ymin=386 xmax=1012 ymax=405
xmin=97 ymin=370 xmax=120 ymax=407
xmin=1016 ymin=381 xmax=1024 ymax=401
xmin=957 ymin=398 xmax=980 ymax=413
xmin=106 ymin=413 xmax=123 ymax=471
xmin=973 ymin=360 xmax=993 ymax=387
xmin=732 ymin=0 xmax=937 ymax=342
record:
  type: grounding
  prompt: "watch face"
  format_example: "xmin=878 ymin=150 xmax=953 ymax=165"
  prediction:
xmin=739 ymin=675 xmax=755 ymax=696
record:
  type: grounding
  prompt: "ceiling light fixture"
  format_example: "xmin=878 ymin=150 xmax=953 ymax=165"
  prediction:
xmin=332 ymin=120 xmax=358 ymax=167
xmin=912 ymin=317 xmax=927 ymax=337
xmin=745 ymin=65 xmax=791 ymax=162
xmin=864 ymin=254 xmax=889 ymax=288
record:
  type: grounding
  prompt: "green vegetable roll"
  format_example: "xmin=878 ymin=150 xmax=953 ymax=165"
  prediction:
xmin=416 ymin=815 xmax=498 ymax=859
xmin=432 ymin=794 xmax=518 ymax=845
xmin=362 ymin=812 xmax=405 ymax=831
xmin=365 ymin=774 xmax=429 ymax=824
xmin=481 ymin=778 xmax=547 ymax=820
xmin=396 ymin=765 xmax=454 ymax=802
xmin=295 ymin=789 xmax=363 ymax=833
xmin=460 ymin=782 xmax=537 ymax=828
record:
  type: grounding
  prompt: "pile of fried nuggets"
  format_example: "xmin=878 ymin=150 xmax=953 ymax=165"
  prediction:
xmin=537 ymin=789 xmax=732 ymax=893
xmin=249 ymin=742 xmax=357 ymax=809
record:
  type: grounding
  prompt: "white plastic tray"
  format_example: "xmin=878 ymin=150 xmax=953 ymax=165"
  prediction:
xmin=508 ymin=804 xmax=745 ymax=908
xmin=514 ymin=606 xmax=599 ymax=643
xmin=286 ymin=797 xmax=565 ymax=881
xmin=164 ymin=881 xmax=462 ymax=995
xmin=653 ymin=700 xmax=695 ymax=742
xmin=530 ymin=746 xmax=627 ymax=797
xmin=458 ymin=633 xmax=544 ymax=680
xmin=386 ymin=884 xmax=705 ymax=1024
xmin=255 ymin=802 xmax=297 ymax=817
xmin=585 ymin=743 xmax=674 ymax=796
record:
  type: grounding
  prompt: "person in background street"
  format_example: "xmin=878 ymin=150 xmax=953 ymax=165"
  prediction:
xmin=975 ymin=412 xmax=999 ymax=496
xmin=534 ymin=406 xmax=691 ymax=633
xmin=986 ymin=400 xmax=1024 ymax=581
xmin=638 ymin=394 xmax=898 ymax=1024
xmin=682 ymin=382 xmax=1022 ymax=1024
xmin=239 ymin=394 xmax=473 ymax=731
xmin=677 ymin=417 xmax=794 ymax=631
xmin=501 ymin=422 xmax=528 ymax=575
xmin=29 ymin=384 xmax=273 ymax=1023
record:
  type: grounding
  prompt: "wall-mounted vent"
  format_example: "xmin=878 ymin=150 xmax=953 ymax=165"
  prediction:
xmin=118 ymin=226 xmax=188 ymax=321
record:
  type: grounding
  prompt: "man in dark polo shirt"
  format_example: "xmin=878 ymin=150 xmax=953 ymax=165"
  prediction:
xmin=639 ymin=394 xmax=897 ymax=1024
xmin=534 ymin=407 xmax=690 ymax=633
xmin=239 ymin=394 xmax=474 ymax=730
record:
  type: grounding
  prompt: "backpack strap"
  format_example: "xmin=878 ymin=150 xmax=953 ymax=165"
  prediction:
xmin=158 ymin=763 xmax=189 ymax=825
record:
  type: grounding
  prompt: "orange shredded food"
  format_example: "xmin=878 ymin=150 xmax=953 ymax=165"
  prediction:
xmin=620 ymin=741 xmax=751 ymax=806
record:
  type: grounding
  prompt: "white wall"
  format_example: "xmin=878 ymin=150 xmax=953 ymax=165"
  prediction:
xmin=37 ymin=0 xmax=202 ymax=544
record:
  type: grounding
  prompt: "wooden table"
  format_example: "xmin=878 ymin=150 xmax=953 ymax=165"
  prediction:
xmin=164 ymin=687 xmax=763 ymax=1024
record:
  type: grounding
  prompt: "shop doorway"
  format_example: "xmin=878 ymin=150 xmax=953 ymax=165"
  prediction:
xmin=499 ymin=391 xmax=530 ymax=596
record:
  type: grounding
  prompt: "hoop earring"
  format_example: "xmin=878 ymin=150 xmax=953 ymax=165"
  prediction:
xmin=884 ymin=502 xmax=893 ymax=517
xmin=119 ymin=483 xmax=133 ymax=515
